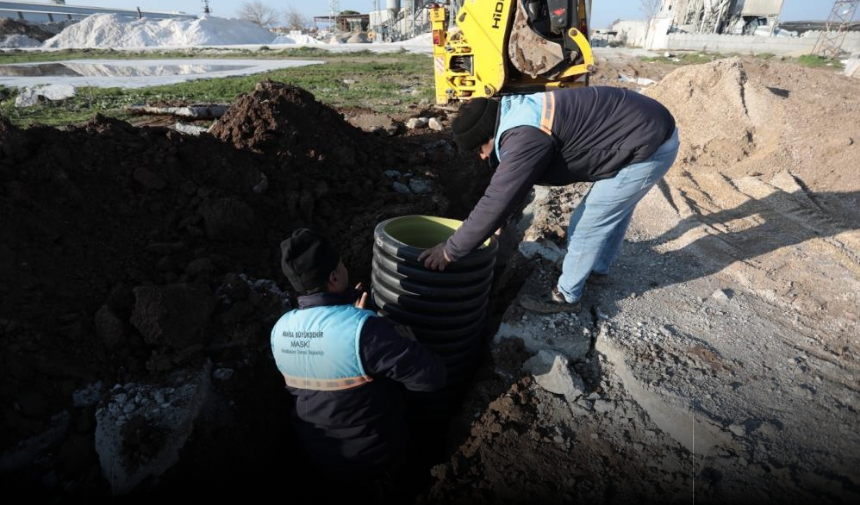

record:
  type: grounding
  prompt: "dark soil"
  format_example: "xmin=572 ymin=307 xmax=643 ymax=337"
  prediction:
xmin=0 ymin=81 xmax=486 ymax=500
xmin=0 ymin=18 xmax=54 ymax=42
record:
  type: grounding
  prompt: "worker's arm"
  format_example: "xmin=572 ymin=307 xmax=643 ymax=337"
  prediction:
xmin=360 ymin=317 xmax=446 ymax=392
xmin=444 ymin=127 xmax=555 ymax=262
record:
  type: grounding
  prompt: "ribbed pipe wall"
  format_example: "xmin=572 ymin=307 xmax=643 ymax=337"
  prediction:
xmin=371 ymin=216 xmax=497 ymax=391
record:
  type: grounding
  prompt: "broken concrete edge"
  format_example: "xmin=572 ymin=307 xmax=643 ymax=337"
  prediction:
xmin=126 ymin=105 xmax=229 ymax=119
xmin=495 ymin=315 xmax=734 ymax=461
xmin=14 ymin=84 xmax=77 ymax=107
xmin=518 ymin=239 xmax=565 ymax=266
xmin=95 ymin=361 xmax=213 ymax=495
xmin=489 ymin=263 xmax=736 ymax=463
xmin=595 ymin=333 xmax=731 ymax=459
xmin=523 ymin=350 xmax=587 ymax=400
xmin=173 ymin=122 xmax=209 ymax=136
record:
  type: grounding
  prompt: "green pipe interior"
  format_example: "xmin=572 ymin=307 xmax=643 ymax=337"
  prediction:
xmin=384 ymin=215 xmax=490 ymax=249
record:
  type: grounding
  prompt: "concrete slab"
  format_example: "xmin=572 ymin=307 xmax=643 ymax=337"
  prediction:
xmin=95 ymin=363 xmax=212 ymax=495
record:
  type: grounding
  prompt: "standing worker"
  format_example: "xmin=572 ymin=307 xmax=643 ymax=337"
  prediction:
xmin=419 ymin=87 xmax=678 ymax=313
xmin=271 ymin=229 xmax=446 ymax=502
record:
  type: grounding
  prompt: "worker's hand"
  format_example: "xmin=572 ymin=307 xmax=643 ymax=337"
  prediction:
xmin=418 ymin=242 xmax=452 ymax=271
xmin=354 ymin=283 xmax=368 ymax=309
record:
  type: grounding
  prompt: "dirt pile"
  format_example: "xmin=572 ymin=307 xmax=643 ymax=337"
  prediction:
xmin=211 ymin=81 xmax=367 ymax=163
xmin=643 ymin=56 xmax=860 ymax=199
xmin=209 ymin=80 xmax=441 ymax=275
xmin=0 ymin=18 xmax=53 ymax=42
xmin=0 ymin=82 xmax=445 ymax=498
xmin=645 ymin=58 xmax=779 ymax=170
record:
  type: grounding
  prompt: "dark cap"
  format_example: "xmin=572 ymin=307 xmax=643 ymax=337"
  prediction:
xmin=451 ymin=98 xmax=499 ymax=153
xmin=280 ymin=229 xmax=340 ymax=294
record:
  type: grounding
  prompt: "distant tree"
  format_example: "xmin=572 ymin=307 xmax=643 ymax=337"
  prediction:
xmin=640 ymin=0 xmax=662 ymax=44
xmin=340 ymin=10 xmax=361 ymax=16
xmin=284 ymin=7 xmax=307 ymax=31
xmin=238 ymin=1 xmax=279 ymax=28
xmin=640 ymin=0 xmax=661 ymax=22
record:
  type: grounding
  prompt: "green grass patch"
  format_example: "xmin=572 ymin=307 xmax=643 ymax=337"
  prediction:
xmin=639 ymin=51 xmax=846 ymax=72
xmin=0 ymin=47 xmax=408 ymax=65
xmin=795 ymin=54 xmax=844 ymax=70
xmin=640 ymin=52 xmax=715 ymax=65
xmin=0 ymin=49 xmax=210 ymax=65
xmin=0 ymin=52 xmax=434 ymax=127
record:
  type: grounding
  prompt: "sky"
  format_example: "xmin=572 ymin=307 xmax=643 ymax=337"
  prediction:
xmin=19 ymin=1 xmax=853 ymax=28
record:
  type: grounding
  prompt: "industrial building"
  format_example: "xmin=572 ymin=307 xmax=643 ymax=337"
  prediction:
xmin=369 ymin=0 xmax=432 ymax=41
xmin=660 ymin=0 xmax=785 ymax=35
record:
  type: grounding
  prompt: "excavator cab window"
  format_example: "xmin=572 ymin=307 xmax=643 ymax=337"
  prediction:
xmin=524 ymin=0 xmax=550 ymax=35
xmin=523 ymin=0 xmax=578 ymax=38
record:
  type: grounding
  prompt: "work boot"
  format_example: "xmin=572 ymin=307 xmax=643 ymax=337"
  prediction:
xmin=519 ymin=286 xmax=582 ymax=314
xmin=586 ymin=271 xmax=610 ymax=286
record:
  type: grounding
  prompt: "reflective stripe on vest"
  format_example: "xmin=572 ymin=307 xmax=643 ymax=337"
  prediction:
xmin=270 ymin=305 xmax=375 ymax=391
xmin=494 ymin=91 xmax=556 ymax=161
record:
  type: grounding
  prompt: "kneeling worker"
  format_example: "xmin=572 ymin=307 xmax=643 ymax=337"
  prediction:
xmin=270 ymin=229 xmax=446 ymax=499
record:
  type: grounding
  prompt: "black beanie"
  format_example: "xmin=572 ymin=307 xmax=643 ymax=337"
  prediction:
xmin=452 ymin=98 xmax=498 ymax=153
xmin=280 ymin=229 xmax=340 ymax=294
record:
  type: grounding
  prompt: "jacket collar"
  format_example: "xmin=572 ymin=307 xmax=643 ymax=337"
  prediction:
xmin=297 ymin=290 xmax=359 ymax=310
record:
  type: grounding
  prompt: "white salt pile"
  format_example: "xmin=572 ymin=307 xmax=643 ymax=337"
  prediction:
xmin=44 ymin=14 xmax=277 ymax=48
xmin=0 ymin=34 xmax=42 ymax=48
xmin=271 ymin=32 xmax=322 ymax=45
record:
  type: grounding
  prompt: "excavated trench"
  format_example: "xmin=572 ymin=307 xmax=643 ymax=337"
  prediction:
xmin=8 ymin=57 xmax=860 ymax=504
xmin=0 ymin=80 xmax=520 ymax=501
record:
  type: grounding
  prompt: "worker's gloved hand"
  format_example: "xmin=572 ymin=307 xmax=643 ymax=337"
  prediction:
xmin=418 ymin=242 xmax=452 ymax=271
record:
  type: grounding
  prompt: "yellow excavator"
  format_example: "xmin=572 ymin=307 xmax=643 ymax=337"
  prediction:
xmin=431 ymin=0 xmax=594 ymax=104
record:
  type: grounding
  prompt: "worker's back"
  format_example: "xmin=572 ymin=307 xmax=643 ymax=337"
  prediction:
xmin=495 ymin=87 xmax=677 ymax=183
xmin=270 ymin=292 xmax=446 ymax=475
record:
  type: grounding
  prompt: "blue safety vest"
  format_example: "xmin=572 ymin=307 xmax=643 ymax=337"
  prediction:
xmin=270 ymin=305 xmax=376 ymax=391
xmin=494 ymin=91 xmax=557 ymax=161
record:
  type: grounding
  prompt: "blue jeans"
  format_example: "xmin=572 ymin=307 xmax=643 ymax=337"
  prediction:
xmin=557 ymin=129 xmax=680 ymax=303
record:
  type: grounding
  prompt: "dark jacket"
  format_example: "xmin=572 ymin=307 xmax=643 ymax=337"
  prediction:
xmin=283 ymin=291 xmax=446 ymax=475
xmin=445 ymin=86 xmax=676 ymax=260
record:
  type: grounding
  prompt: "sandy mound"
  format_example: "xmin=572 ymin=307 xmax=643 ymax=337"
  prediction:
xmin=43 ymin=14 xmax=276 ymax=48
xmin=645 ymin=57 xmax=860 ymax=218
xmin=346 ymin=32 xmax=370 ymax=44
xmin=645 ymin=57 xmax=782 ymax=171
